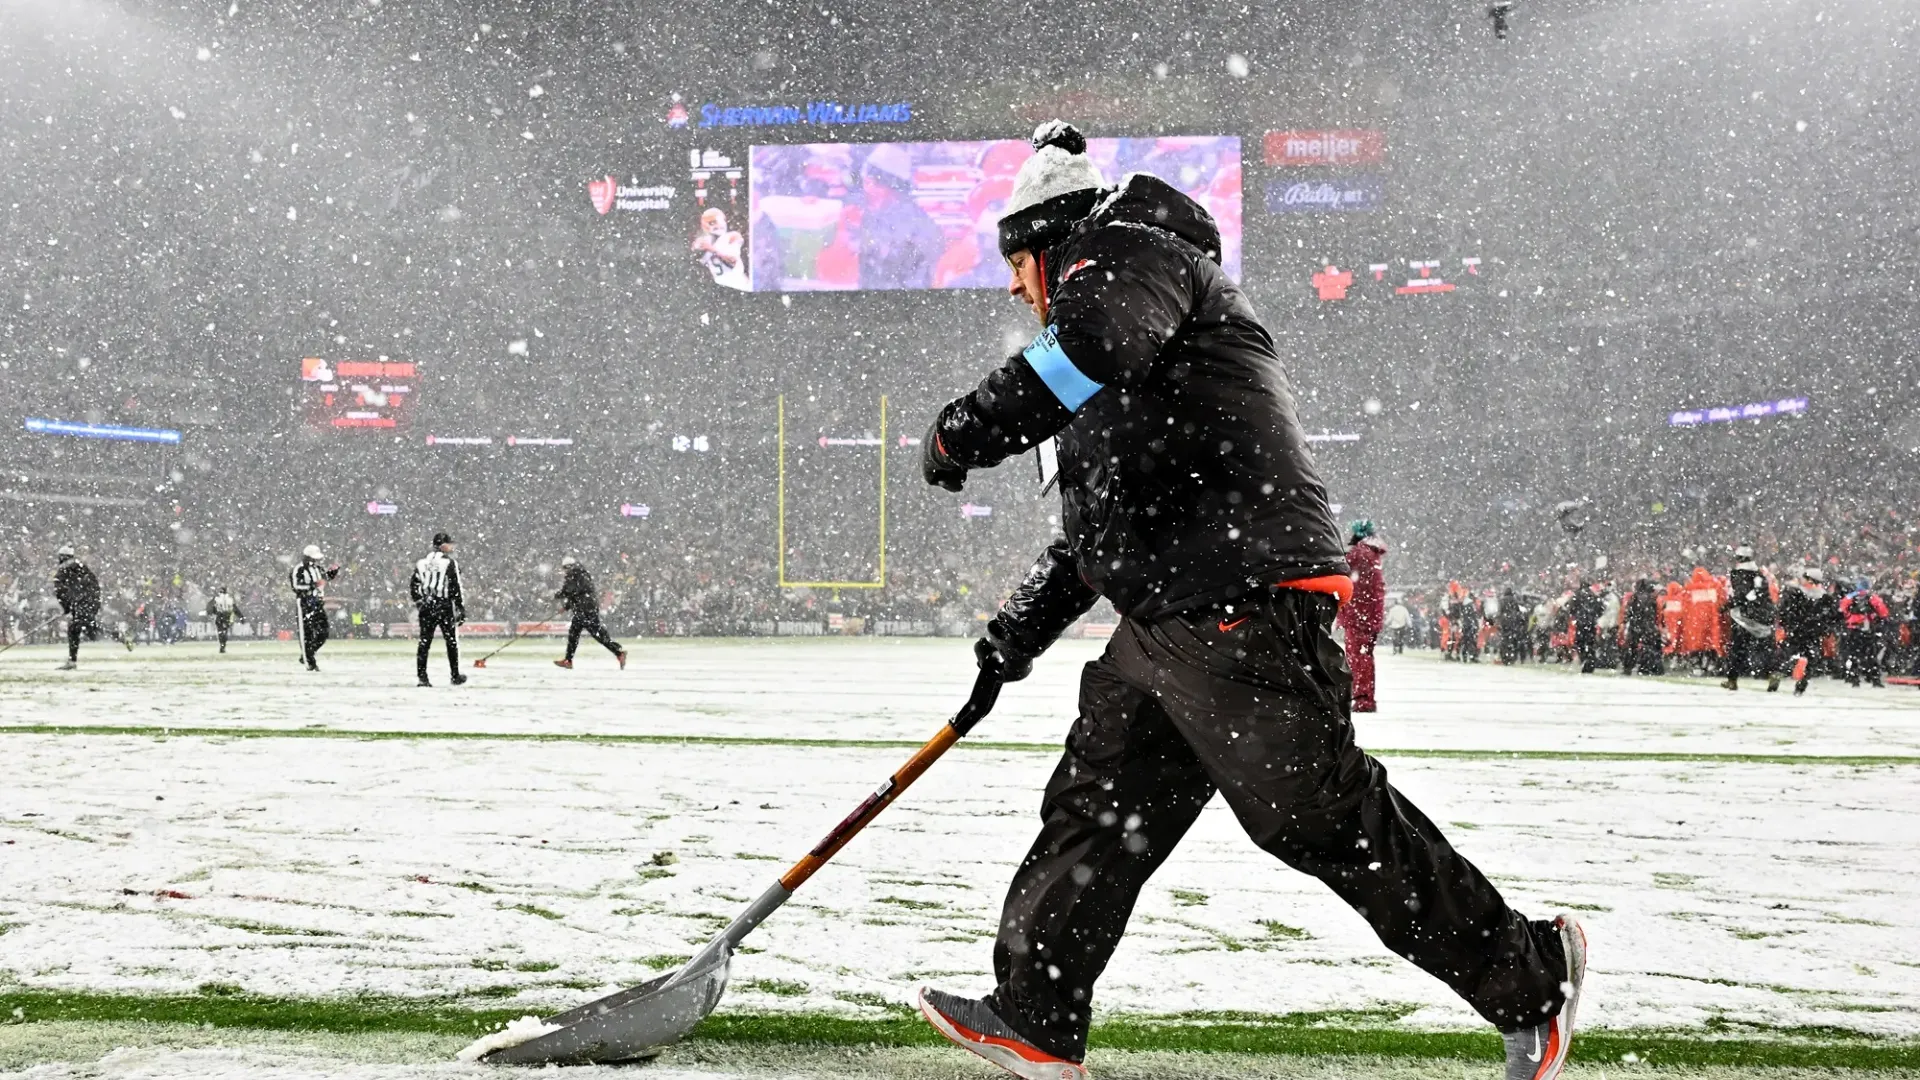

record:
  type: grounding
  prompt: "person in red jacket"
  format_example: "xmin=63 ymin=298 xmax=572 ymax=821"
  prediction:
xmin=1339 ymin=520 xmax=1388 ymax=711
xmin=1680 ymin=566 xmax=1724 ymax=670
xmin=1840 ymin=577 xmax=1891 ymax=687
xmin=1661 ymin=580 xmax=1686 ymax=654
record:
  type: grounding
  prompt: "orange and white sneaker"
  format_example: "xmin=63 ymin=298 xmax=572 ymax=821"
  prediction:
xmin=1502 ymin=915 xmax=1588 ymax=1080
xmin=553 ymin=658 xmax=573 ymax=669
xmin=918 ymin=987 xmax=1089 ymax=1080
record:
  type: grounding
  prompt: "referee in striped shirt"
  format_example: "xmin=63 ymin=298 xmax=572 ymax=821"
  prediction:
xmin=411 ymin=531 xmax=467 ymax=687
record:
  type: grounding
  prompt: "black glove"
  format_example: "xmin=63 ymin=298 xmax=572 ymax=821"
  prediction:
xmin=974 ymin=624 xmax=1034 ymax=683
xmin=921 ymin=416 xmax=967 ymax=493
xmin=454 ymin=606 xmax=466 ymax=625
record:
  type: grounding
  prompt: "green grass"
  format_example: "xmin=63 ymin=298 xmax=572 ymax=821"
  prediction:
xmin=2 ymin=722 xmax=1916 ymax=767
xmin=0 ymin=989 xmax=1915 ymax=1068
xmin=738 ymin=978 xmax=810 ymax=997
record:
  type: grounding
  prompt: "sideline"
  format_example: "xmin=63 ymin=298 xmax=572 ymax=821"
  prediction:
xmin=0 ymin=721 xmax=1915 ymax=766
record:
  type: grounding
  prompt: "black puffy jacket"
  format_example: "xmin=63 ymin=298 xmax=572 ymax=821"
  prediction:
xmin=934 ymin=173 xmax=1345 ymax=646
xmin=555 ymin=566 xmax=597 ymax=614
xmin=53 ymin=559 xmax=102 ymax=619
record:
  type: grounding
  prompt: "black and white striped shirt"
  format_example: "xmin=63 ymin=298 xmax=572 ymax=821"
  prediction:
xmin=410 ymin=552 xmax=464 ymax=607
xmin=290 ymin=562 xmax=334 ymax=601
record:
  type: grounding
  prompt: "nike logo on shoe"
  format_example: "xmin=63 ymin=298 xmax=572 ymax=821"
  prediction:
xmin=1219 ymin=617 xmax=1250 ymax=633
xmin=1526 ymin=1029 xmax=1543 ymax=1063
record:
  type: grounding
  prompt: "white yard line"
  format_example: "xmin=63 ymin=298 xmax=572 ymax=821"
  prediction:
xmin=2 ymin=639 xmax=1915 ymax=757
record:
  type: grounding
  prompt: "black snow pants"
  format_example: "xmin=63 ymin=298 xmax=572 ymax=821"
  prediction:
xmin=298 ymin=600 xmax=330 ymax=667
xmin=1843 ymin=628 xmax=1883 ymax=685
xmin=565 ymin=611 xmax=623 ymax=662
xmin=65 ymin=609 xmax=100 ymax=662
xmin=1726 ymin=626 xmax=1774 ymax=680
xmin=988 ymin=589 xmax=1567 ymax=1062
xmin=416 ymin=603 xmax=462 ymax=680
xmin=1621 ymin=625 xmax=1664 ymax=675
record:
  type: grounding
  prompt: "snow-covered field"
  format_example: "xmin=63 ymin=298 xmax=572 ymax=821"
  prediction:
xmin=2 ymin=638 xmax=1917 ymax=1075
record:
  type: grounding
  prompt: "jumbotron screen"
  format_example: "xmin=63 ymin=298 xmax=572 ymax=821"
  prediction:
xmin=749 ymin=136 xmax=1242 ymax=292
xmin=300 ymin=357 xmax=419 ymax=431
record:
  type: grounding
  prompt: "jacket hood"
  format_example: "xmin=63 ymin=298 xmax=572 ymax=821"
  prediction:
xmin=1074 ymin=172 xmax=1224 ymax=266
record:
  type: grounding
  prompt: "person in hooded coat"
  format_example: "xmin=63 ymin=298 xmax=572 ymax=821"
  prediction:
xmin=1839 ymin=577 xmax=1891 ymax=687
xmin=52 ymin=545 xmax=130 ymax=668
xmin=914 ymin=121 xmax=1583 ymax=1080
xmin=1497 ymin=587 xmax=1528 ymax=664
xmin=1660 ymin=580 xmax=1686 ymax=658
xmin=552 ymin=556 xmax=627 ymax=670
xmin=1779 ymin=567 xmax=1837 ymax=695
xmin=1338 ymin=520 xmax=1387 ymax=712
xmin=1621 ymin=579 xmax=1664 ymax=676
xmin=1721 ymin=545 xmax=1778 ymax=691
xmin=1566 ymin=580 xmax=1604 ymax=674
xmin=1385 ymin=595 xmax=1412 ymax=654
xmin=1680 ymin=567 xmax=1725 ymax=670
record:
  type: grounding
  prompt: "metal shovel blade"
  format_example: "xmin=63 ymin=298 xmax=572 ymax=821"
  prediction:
xmin=479 ymin=949 xmax=730 ymax=1066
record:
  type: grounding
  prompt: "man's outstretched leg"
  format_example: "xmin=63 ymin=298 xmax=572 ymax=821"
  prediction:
xmin=1140 ymin=592 xmax=1584 ymax=1078
xmin=921 ymin=651 xmax=1214 ymax=1076
xmin=588 ymin=617 xmax=627 ymax=667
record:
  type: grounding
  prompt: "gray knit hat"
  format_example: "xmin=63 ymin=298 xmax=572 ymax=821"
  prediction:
xmin=996 ymin=121 xmax=1108 ymax=259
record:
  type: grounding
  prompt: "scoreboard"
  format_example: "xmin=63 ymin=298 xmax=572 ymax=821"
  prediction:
xmin=300 ymin=357 xmax=418 ymax=431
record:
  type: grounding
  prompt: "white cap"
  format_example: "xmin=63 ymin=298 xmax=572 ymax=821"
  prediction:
xmin=561 ymin=555 xmax=577 ymax=567
xmin=1005 ymin=121 xmax=1106 ymax=218
xmin=996 ymin=121 xmax=1108 ymax=258
xmin=302 ymin=544 xmax=324 ymax=560
xmin=1733 ymin=544 xmax=1754 ymax=559
xmin=56 ymin=544 xmax=75 ymax=558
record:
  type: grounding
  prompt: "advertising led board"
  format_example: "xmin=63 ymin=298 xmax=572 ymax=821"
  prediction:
xmin=301 ymin=358 xmax=418 ymax=431
xmin=24 ymin=417 xmax=182 ymax=444
xmin=1668 ymin=397 xmax=1809 ymax=427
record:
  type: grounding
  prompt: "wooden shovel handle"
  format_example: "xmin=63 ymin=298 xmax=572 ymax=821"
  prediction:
xmin=777 ymin=668 xmax=1001 ymax=893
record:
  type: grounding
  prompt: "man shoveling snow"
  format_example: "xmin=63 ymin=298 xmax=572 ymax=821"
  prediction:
xmin=914 ymin=120 xmax=1588 ymax=1080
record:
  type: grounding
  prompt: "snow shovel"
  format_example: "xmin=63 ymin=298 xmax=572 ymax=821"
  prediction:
xmin=0 ymin=614 xmax=61 ymax=657
xmin=476 ymin=665 xmax=1005 ymax=1066
xmin=472 ymin=612 xmax=563 ymax=669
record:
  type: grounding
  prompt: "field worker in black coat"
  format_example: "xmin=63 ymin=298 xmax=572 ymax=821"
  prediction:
xmin=913 ymin=122 xmax=1587 ymax=1080
xmin=1721 ymin=545 xmax=1779 ymax=691
xmin=552 ymin=556 xmax=627 ymax=670
xmin=52 ymin=545 xmax=131 ymax=669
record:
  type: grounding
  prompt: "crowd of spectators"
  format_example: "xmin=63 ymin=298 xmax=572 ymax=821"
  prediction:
xmin=1393 ymin=503 xmax=1920 ymax=688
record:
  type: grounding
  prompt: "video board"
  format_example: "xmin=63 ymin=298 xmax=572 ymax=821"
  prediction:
xmin=300 ymin=357 xmax=418 ymax=431
xmin=748 ymin=136 xmax=1242 ymax=292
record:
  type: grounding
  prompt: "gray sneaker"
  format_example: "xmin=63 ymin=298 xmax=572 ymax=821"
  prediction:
xmin=1502 ymin=915 xmax=1587 ymax=1080
xmin=918 ymin=987 xmax=1088 ymax=1080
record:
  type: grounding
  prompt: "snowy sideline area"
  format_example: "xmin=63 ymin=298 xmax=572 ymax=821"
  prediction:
xmin=1 ymin=638 xmax=1918 ymax=1062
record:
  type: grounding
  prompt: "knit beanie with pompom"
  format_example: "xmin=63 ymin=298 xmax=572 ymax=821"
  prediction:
xmin=996 ymin=121 xmax=1108 ymax=259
